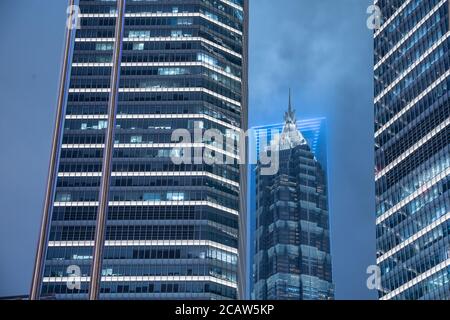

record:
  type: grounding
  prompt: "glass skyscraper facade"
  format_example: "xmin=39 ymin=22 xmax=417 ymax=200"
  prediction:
xmin=31 ymin=0 xmax=248 ymax=300
xmin=374 ymin=0 xmax=449 ymax=300
xmin=252 ymin=101 xmax=333 ymax=300
xmin=248 ymin=117 xmax=327 ymax=297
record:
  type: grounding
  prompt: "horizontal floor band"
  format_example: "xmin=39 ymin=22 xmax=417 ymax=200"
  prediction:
xmin=57 ymin=171 xmax=239 ymax=187
xmin=53 ymin=201 xmax=239 ymax=216
xmin=61 ymin=143 xmax=240 ymax=161
xmin=65 ymin=113 xmax=241 ymax=132
xmin=42 ymin=276 xmax=237 ymax=289
xmin=47 ymin=240 xmax=238 ymax=254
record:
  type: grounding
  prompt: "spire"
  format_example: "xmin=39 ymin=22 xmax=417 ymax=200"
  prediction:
xmin=275 ymin=88 xmax=307 ymax=150
xmin=284 ymin=88 xmax=296 ymax=125
xmin=288 ymin=88 xmax=292 ymax=112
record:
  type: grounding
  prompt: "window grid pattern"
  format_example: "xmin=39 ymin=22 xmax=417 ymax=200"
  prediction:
xmin=375 ymin=0 xmax=450 ymax=300
xmin=40 ymin=0 xmax=246 ymax=300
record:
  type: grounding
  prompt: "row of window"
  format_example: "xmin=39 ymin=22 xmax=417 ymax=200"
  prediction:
xmin=55 ymin=186 xmax=238 ymax=204
xmin=377 ymin=195 xmax=448 ymax=252
xmin=376 ymin=44 xmax=448 ymax=129
xmin=65 ymin=118 xmax=233 ymax=133
xmin=380 ymin=241 xmax=448 ymax=291
xmin=57 ymin=176 xmax=238 ymax=196
xmin=51 ymin=206 xmax=238 ymax=230
xmin=375 ymin=2 xmax=444 ymax=71
xmin=379 ymin=224 xmax=448 ymax=278
xmin=377 ymin=99 xmax=449 ymax=168
xmin=390 ymin=267 xmax=449 ymax=300
xmin=375 ymin=78 xmax=448 ymax=150
xmin=375 ymin=0 xmax=438 ymax=62
xmin=49 ymin=225 xmax=238 ymax=247
xmin=375 ymin=23 xmax=446 ymax=95
xmin=376 ymin=149 xmax=449 ymax=218
xmin=67 ymin=92 xmax=241 ymax=115
xmin=65 ymin=103 xmax=241 ymax=128
xmin=42 ymin=281 xmax=236 ymax=299
xmin=46 ymin=245 xmax=237 ymax=264
xmin=58 ymin=160 xmax=238 ymax=178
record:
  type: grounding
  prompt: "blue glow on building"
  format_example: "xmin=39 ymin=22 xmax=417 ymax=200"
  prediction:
xmin=247 ymin=117 xmax=328 ymax=298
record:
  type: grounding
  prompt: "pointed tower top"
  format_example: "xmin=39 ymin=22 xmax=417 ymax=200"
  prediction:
xmin=284 ymin=88 xmax=296 ymax=125
xmin=274 ymin=88 xmax=307 ymax=150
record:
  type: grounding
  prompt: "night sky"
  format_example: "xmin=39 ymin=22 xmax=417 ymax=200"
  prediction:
xmin=0 ymin=0 xmax=376 ymax=299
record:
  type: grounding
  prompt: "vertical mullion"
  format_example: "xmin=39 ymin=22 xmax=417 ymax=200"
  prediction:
xmin=30 ymin=0 xmax=76 ymax=301
xmin=89 ymin=0 xmax=126 ymax=300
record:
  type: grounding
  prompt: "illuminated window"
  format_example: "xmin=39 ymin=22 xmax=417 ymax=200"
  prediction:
xmin=130 ymin=136 xmax=142 ymax=143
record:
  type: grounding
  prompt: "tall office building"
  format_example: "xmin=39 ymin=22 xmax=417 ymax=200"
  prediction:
xmin=248 ymin=117 xmax=327 ymax=297
xmin=374 ymin=0 xmax=449 ymax=300
xmin=253 ymin=98 xmax=333 ymax=300
xmin=31 ymin=0 xmax=248 ymax=300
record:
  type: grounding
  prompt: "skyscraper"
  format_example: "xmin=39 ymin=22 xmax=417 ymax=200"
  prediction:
xmin=374 ymin=0 xmax=449 ymax=300
xmin=252 ymin=97 xmax=333 ymax=300
xmin=31 ymin=0 xmax=248 ymax=300
xmin=248 ymin=117 xmax=328 ymax=297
